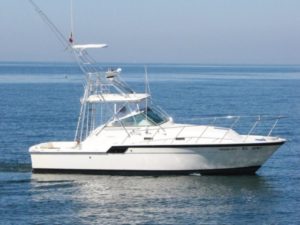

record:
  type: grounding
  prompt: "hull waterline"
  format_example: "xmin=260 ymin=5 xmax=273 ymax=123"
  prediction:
xmin=32 ymin=166 xmax=261 ymax=176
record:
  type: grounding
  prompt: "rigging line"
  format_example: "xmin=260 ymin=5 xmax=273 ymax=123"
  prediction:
xmin=79 ymin=50 xmax=105 ymax=73
xmin=28 ymin=0 xmax=70 ymax=49
xmin=72 ymin=48 xmax=103 ymax=74
xmin=75 ymin=49 xmax=105 ymax=80
xmin=112 ymin=79 xmax=134 ymax=94
xmin=113 ymin=75 xmax=134 ymax=93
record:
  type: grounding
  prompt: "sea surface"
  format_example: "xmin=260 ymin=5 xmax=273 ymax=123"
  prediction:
xmin=0 ymin=62 xmax=299 ymax=225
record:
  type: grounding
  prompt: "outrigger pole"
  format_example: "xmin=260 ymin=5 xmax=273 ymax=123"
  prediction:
xmin=28 ymin=0 xmax=70 ymax=48
xmin=28 ymin=0 xmax=142 ymax=142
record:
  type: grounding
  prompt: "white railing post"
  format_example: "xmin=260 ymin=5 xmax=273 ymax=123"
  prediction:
xmin=196 ymin=117 xmax=217 ymax=143
xmin=268 ymin=117 xmax=279 ymax=136
xmin=176 ymin=126 xmax=186 ymax=138
xmin=244 ymin=115 xmax=260 ymax=142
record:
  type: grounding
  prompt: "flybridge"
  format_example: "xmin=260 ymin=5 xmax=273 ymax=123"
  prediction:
xmin=86 ymin=93 xmax=150 ymax=103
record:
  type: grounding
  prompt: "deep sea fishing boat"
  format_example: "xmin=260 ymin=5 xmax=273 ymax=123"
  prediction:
xmin=28 ymin=1 xmax=285 ymax=175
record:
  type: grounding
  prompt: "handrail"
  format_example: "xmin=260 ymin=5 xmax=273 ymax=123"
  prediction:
xmin=268 ymin=119 xmax=279 ymax=136
xmin=105 ymin=115 xmax=285 ymax=132
xmin=185 ymin=115 xmax=285 ymax=122
xmin=243 ymin=116 xmax=261 ymax=142
xmin=268 ymin=116 xmax=285 ymax=136
xmin=101 ymin=115 xmax=285 ymax=145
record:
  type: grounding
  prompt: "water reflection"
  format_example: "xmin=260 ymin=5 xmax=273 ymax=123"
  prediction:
xmin=29 ymin=173 xmax=275 ymax=224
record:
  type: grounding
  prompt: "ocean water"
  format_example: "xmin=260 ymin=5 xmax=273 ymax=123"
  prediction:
xmin=0 ymin=62 xmax=300 ymax=224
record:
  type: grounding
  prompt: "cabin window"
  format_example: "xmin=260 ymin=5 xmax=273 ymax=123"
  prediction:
xmin=111 ymin=107 xmax=167 ymax=127
xmin=145 ymin=107 xmax=165 ymax=124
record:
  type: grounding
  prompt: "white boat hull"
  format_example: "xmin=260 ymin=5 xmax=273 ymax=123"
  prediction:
xmin=30 ymin=142 xmax=284 ymax=175
xmin=26 ymin=4 xmax=287 ymax=176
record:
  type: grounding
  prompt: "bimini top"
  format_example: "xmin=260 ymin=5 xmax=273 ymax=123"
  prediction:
xmin=86 ymin=93 xmax=150 ymax=103
xmin=72 ymin=44 xmax=108 ymax=50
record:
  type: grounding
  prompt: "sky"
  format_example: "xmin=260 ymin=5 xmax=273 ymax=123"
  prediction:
xmin=1 ymin=0 xmax=300 ymax=64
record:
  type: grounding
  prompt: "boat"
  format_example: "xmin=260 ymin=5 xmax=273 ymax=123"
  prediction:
xmin=28 ymin=1 xmax=285 ymax=175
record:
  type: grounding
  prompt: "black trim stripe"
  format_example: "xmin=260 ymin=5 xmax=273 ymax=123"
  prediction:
xmin=32 ymin=166 xmax=260 ymax=176
xmin=30 ymin=152 xmax=107 ymax=155
xmin=126 ymin=141 xmax=285 ymax=148
xmin=107 ymin=146 xmax=128 ymax=153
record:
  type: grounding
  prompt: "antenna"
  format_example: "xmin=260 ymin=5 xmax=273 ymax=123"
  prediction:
xmin=69 ymin=0 xmax=74 ymax=43
xmin=145 ymin=66 xmax=148 ymax=94
xmin=144 ymin=65 xmax=151 ymax=101
xmin=145 ymin=66 xmax=148 ymax=121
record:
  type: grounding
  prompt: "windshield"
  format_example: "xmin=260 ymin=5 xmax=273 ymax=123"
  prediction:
xmin=110 ymin=107 xmax=168 ymax=127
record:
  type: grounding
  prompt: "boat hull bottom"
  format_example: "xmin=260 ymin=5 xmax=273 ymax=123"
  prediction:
xmin=32 ymin=166 xmax=260 ymax=176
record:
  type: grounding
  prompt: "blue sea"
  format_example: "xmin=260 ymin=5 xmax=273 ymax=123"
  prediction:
xmin=0 ymin=62 xmax=300 ymax=224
